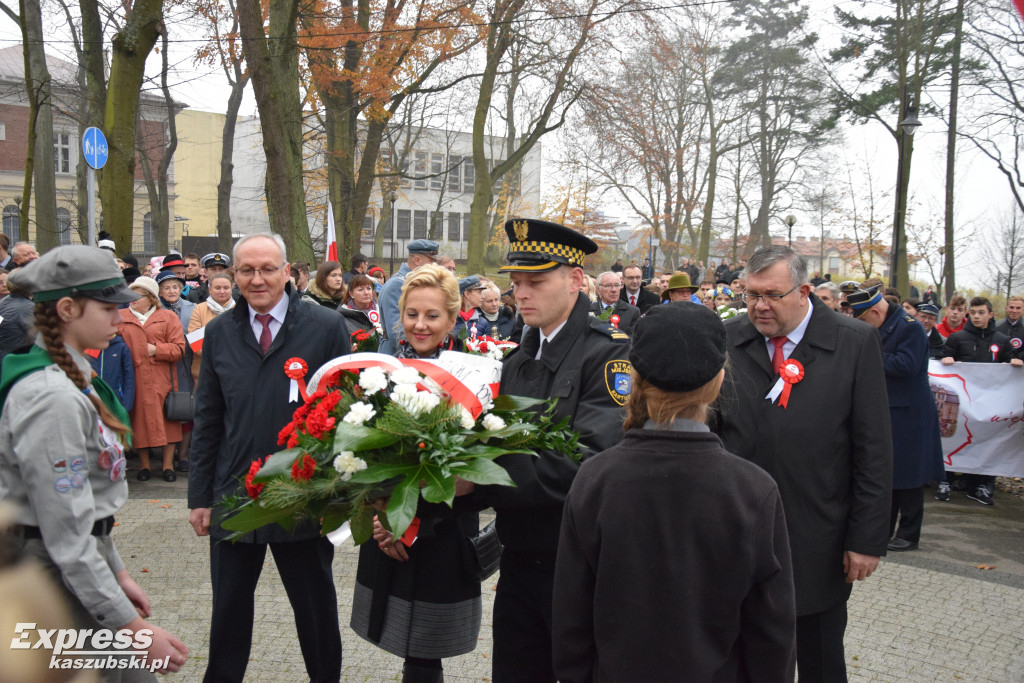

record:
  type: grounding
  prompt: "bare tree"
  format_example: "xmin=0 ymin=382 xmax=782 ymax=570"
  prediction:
xmin=982 ymin=205 xmax=1024 ymax=300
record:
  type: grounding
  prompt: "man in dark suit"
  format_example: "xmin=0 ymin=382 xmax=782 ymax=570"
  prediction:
xmin=850 ymin=287 xmax=944 ymax=551
xmin=188 ymin=233 xmax=351 ymax=683
xmin=620 ymin=264 xmax=659 ymax=314
xmin=713 ymin=246 xmax=893 ymax=682
xmin=592 ymin=270 xmax=640 ymax=335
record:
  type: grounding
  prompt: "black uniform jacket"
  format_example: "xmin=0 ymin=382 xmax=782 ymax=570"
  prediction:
xmin=189 ymin=284 xmax=352 ymax=542
xmin=712 ymin=295 xmax=893 ymax=616
xmin=619 ymin=286 xmax=659 ymax=314
xmin=589 ymin=299 xmax=641 ymax=336
xmin=926 ymin=327 xmax=946 ymax=359
xmin=995 ymin=317 xmax=1024 ymax=350
xmin=479 ymin=293 xmax=630 ymax=557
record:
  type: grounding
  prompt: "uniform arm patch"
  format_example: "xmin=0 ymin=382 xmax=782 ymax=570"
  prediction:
xmin=604 ymin=360 xmax=633 ymax=406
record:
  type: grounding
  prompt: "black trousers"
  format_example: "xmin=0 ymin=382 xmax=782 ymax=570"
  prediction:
xmin=796 ymin=600 xmax=848 ymax=683
xmin=204 ymin=537 xmax=342 ymax=683
xmin=890 ymin=487 xmax=925 ymax=543
xmin=491 ymin=555 xmax=556 ymax=683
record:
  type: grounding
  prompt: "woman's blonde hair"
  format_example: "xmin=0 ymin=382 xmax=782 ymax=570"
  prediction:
xmin=399 ymin=263 xmax=460 ymax=320
xmin=623 ymin=369 xmax=725 ymax=430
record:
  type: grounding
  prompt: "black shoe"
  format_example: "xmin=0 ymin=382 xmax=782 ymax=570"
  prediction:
xmin=887 ymin=537 xmax=919 ymax=551
xmin=176 ymin=460 xmax=190 ymax=473
xmin=934 ymin=481 xmax=951 ymax=501
xmin=163 ymin=469 xmax=177 ymax=483
xmin=136 ymin=468 xmax=151 ymax=482
xmin=401 ymin=664 xmax=443 ymax=683
xmin=967 ymin=485 xmax=993 ymax=506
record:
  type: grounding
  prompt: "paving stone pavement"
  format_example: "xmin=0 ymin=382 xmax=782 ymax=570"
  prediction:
xmin=117 ymin=477 xmax=1024 ymax=682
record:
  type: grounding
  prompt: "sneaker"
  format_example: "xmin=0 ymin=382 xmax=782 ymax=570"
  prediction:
xmin=934 ymin=481 xmax=951 ymax=501
xmin=967 ymin=485 xmax=993 ymax=506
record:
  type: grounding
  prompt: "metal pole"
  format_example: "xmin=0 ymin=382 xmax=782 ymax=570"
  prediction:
xmin=87 ymin=167 xmax=96 ymax=247
xmin=890 ymin=124 xmax=906 ymax=291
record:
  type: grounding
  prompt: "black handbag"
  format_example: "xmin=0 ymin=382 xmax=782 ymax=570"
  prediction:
xmin=163 ymin=359 xmax=194 ymax=422
xmin=465 ymin=520 xmax=502 ymax=581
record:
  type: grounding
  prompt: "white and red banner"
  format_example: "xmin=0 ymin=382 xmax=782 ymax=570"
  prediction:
xmin=186 ymin=327 xmax=205 ymax=352
xmin=928 ymin=360 xmax=1024 ymax=478
xmin=326 ymin=202 xmax=338 ymax=263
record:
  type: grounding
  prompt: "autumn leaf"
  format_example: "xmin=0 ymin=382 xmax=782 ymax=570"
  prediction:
xmin=974 ymin=564 xmax=997 ymax=570
xmin=160 ymin=504 xmax=171 ymax=509
xmin=147 ymin=499 xmax=161 ymax=503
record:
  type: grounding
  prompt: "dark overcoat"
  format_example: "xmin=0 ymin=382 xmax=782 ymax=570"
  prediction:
xmin=589 ymin=299 xmax=641 ymax=336
xmin=713 ymin=295 xmax=893 ymax=616
xmin=188 ymin=284 xmax=352 ymax=542
xmin=877 ymin=303 xmax=945 ymax=489
xmin=619 ymin=286 xmax=659 ymax=314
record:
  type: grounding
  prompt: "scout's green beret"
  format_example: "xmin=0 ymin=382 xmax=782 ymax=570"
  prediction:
xmin=10 ymin=245 xmax=139 ymax=303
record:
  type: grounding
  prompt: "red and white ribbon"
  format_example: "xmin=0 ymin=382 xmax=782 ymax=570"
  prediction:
xmin=765 ymin=359 xmax=804 ymax=409
xmin=284 ymin=358 xmax=309 ymax=403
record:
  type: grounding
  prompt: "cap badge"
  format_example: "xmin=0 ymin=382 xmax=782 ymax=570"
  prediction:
xmin=513 ymin=220 xmax=529 ymax=242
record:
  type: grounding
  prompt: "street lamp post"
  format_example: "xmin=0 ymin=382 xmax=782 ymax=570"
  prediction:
xmin=890 ymin=98 xmax=922 ymax=293
xmin=785 ymin=215 xmax=796 ymax=248
xmin=388 ymin=191 xmax=397 ymax=276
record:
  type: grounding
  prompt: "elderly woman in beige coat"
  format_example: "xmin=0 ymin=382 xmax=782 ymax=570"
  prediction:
xmin=116 ymin=276 xmax=186 ymax=483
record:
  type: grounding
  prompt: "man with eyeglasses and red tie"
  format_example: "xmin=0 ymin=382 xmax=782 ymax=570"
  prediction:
xmin=619 ymin=264 xmax=659 ymax=314
xmin=712 ymin=245 xmax=892 ymax=683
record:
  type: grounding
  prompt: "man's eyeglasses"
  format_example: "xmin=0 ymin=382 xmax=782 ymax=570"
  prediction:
xmin=236 ymin=264 xmax=285 ymax=279
xmin=741 ymin=286 xmax=798 ymax=304
xmin=598 ymin=283 xmax=622 ymax=289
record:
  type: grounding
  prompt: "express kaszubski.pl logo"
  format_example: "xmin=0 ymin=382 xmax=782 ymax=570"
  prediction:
xmin=11 ymin=623 xmax=169 ymax=672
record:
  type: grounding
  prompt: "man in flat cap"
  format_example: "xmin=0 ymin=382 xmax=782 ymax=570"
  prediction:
xmin=850 ymin=286 xmax=944 ymax=552
xmin=377 ymin=239 xmax=438 ymax=355
xmin=472 ymin=218 xmax=631 ymax=683
xmin=712 ymin=245 xmax=892 ymax=681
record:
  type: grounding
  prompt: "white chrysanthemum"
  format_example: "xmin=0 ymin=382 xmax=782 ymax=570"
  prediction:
xmin=359 ymin=366 xmax=388 ymax=394
xmin=390 ymin=366 xmax=421 ymax=387
xmin=343 ymin=401 xmax=377 ymax=426
xmin=391 ymin=385 xmax=441 ymax=416
xmin=333 ymin=451 xmax=368 ymax=481
xmin=460 ymin=408 xmax=477 ymax=430
xmin=482 ymin=413 xmax=506 ymax=431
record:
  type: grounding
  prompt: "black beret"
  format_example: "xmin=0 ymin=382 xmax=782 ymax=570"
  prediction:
xmin=629 ymin=302 xmax=727 ymax=392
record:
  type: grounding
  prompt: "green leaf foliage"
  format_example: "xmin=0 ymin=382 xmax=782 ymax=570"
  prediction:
xmin=450 ymin=457 xmax=516 ymax=487
xmin=419 ymin=463 xmax=456 ymax=505
xmin=333 ymin=422 xmax=401 ymax=453
xmin=220 ymin=499 xmax=304 ymax=534
xmin=252 ymin=448 xmax=303 ymax=483
xmin=383 ymin=474 xmax=420 ymax=540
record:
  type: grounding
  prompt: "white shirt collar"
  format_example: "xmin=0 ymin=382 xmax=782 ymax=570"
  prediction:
xmin=536 ymin=319 xmax=570 ymax=359
xmin=249 ymin=293 xmax=289 ymax=326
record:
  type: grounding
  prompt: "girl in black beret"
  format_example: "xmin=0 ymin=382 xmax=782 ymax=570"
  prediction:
xmin=552 ymin=302 xmax=797 ymax=682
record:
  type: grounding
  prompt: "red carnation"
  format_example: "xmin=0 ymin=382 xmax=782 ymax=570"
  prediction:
xmin=278 ymin=421 xmax=296 ymax=446
xmin=245 ymin=458 xmax=265 ymax=499
xmin=291 ymin=454 xmax=316 ymax=481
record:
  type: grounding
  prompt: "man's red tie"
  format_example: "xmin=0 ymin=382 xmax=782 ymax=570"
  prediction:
xmin=771 ymin=337 xmax=788 ymax=375
xmin=630 ymin=295 xmax=636 ymax=306
xmin=256 ymin=313 xmax=273 ymax=354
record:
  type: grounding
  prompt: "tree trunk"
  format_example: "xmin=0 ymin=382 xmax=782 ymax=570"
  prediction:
xmin=943 ymin=0 xmax=964 ymax=303
xmin=22 ymin=0 xmax=57 ymax=249
xmin=99 ymin=0 xmax=162 ymax=254
xmin=217 ymin=73 xmax=248 ymax=255
xmin=237 ymin=0 xmax=314 ymax=263
xmin=140 ymin=30 xmax=178 ymax=256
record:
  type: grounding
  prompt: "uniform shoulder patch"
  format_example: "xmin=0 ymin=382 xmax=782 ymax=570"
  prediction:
xmin=589 ymin=316 xmax=631 ymax=343
xmin=604 ymin=359 xmax=633 ymax=406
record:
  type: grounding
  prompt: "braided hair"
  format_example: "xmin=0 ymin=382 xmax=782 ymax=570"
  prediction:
xmin=34 ymin=301 xmax=130 ymax=438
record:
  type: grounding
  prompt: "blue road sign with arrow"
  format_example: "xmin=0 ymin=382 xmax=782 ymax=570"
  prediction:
xmin=82 ymin=127 xmax=108 ymax=170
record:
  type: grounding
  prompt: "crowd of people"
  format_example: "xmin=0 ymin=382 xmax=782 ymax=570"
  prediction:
xmin=0 ymin=220 xmax=1019 ymax=682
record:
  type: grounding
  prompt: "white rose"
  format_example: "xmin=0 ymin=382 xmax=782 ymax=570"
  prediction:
xmin=391 ymin=386 xmax=440 ymax=416
xmin=343 ymin=401 xmax=376 ymax=426
xmin=390 ymin=366 xmax=421 ymax=387
xmin=482 ymin=413 xmax=506 ymax=431
xmin=460 ymin=408 xmax=477 ymax=430
xmin=359 ymin=366 xmax=388 ymax=394
xmin=333 ymin=451 xmax=368 ymax=481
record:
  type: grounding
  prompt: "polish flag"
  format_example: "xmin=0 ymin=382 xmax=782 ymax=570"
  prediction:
xmin=1016 ymin=0 xmax=1024 ymax=20
xmin=186 ymin=327 xmax=205 ymax=352
xmin=326 ymin=203 xmax=338 ymax=263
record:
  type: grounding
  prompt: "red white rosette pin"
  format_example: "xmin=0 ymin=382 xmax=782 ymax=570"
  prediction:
xmin=990 ymin=344 xmax=1000 ymax=361
xmin=765 ymin=359 xmax=804 ymax=409
xmin=284 ymin=358 xmax=309 ymax=403
xmin=610 ymin=314 xmax=620 ymax=329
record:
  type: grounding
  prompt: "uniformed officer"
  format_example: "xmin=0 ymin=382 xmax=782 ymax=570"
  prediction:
xmin=474 ymin=218 xmax=631 ymax=683
xmin=186 ymin=252 xmax=232 ymax=304
xmin=0 ymin=245 xmax=189 ymax=677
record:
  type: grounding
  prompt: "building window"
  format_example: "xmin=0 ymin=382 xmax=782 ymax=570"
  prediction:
xmin=54 ymin=133 xmax=71 ymax=174
xmin=400 ymin=155 xmax=411 ymax=189
xmin=447 ymin=212 xmax=460 ymax=242
xmin=462 ymin=213 xmax=471 ymax=243
xmin=396 ymin=209 xmax=411 ymax=239
xmin=413 ymin=210 xmax=427 ymax=239
xmin=143 ymin=212 xmax=155 ymax=254
xmin=57 ymin=207 xmax=72 ymax=245
xmin=828 ymin=256 xmax=840 ymax=273
xmin=414 ymin=152 xmax=428 ymax=190
xmin=462 ymin=158 xmax=475 ymax=193
xmin=430 ymin=153 xmax=444 ymax=191
xmin=2 ymin=205 xmax=18 ymax=241
xmin=448 ymin=155 xmax=462 ymax=192
xmin=362 ymin=214 xmax=374 ymax=238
